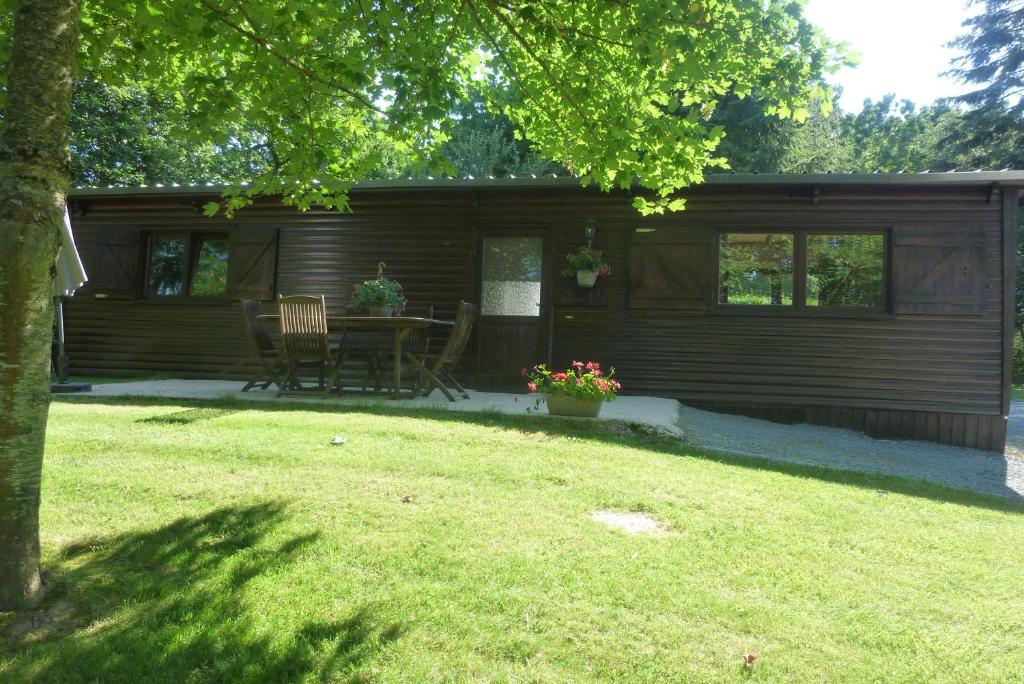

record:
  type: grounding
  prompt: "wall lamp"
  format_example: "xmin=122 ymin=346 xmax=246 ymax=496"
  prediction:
xmin=583 ymin=217 xmax=598 ymax=246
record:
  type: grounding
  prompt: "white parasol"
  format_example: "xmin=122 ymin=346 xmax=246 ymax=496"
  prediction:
xmin=52 ymin=208 xmax=89 ymax=389
xmin=53 ymin=207 xmax=87 ymax=296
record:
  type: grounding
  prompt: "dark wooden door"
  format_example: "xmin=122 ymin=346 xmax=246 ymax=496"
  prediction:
xmin=475 ymin=229 xmax=551 ymax=390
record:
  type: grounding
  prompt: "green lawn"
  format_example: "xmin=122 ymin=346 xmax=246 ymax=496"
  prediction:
xmin=2 ymin=397 xmax=1023 ymax=682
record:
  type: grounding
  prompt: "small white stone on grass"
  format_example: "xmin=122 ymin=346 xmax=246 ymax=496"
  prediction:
xmin=330 ymin=436 xmax=347 ymax=445
xmin=591 ymin=510 xmax=666 ymax=535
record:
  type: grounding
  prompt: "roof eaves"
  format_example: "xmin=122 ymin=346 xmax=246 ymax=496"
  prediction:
xmin=68 ymin=170 xmax=1024 ymax=198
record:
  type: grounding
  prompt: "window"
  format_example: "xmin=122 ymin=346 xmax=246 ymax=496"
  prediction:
xmin=145 ymin=232 xmax=229 ymax=298
xmin=190 ymin=237 xmax=229 ymax=297
xmin=806 ymin=234 xmax=885 ymax=308
xmin=717 ymin=230 xmax=887 ymax=312
xmin=480 ymin=236 xmax=543 ymax=316
xmin=718 ymin=233 xmax=794 ymax=305
xmin=147 ymin=234 xmax=187 ymax=296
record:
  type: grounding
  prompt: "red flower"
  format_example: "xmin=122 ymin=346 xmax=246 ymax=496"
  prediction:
xmin=585 ymin=361 xmax=601 ymax=374
xmin=597 ymin=379 xmax=609 ymax=392
xmin=552 ymin=372 xmax=568 ymax=381
xmin=527 ymin=382 xmax=538 ymax=392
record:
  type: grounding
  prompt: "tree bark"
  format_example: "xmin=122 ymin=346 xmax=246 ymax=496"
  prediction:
xmin=0 ymin=0 xmax=80 ymax=610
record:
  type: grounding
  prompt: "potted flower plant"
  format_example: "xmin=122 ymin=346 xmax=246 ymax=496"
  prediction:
xmin=524 ymin=361 xmax=620 ymax=417
xmin=562 ymin=246 xmax=610 ymax=288
xmin=352 ymin=277 xmax=406 ymax=317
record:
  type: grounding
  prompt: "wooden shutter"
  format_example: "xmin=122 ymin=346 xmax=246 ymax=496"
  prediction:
xmin=628 ymin=227 xmax=712 ymax=309
xmin=228 ymin=227 xmax=278 ymax=300
xmin=892 ymin=225 xmax=988 ymax=315
xmin=90 ymin=228 xmax=141 ymax=299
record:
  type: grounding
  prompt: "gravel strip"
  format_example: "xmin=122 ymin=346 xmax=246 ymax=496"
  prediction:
xmin=678 ymin=403 xmax=1024 ymax=501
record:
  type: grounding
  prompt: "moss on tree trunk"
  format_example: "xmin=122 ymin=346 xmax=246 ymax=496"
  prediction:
xmin=0 ymin=0 xmax=79 ymax=610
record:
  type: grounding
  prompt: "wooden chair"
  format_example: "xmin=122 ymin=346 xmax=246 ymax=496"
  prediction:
xmin=240 ymin=300 xmax=285 ymax=392
xmin=336 ymin=306 xmax=386 ymax=393
xmin=277 ymin=294 xmax=335 ymax=396
xmin=406 ymin=301 xmax=475 ymax=402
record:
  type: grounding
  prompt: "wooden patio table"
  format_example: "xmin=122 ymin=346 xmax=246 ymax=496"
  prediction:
xmin=257 ymin=315 xmax=454 ymax=398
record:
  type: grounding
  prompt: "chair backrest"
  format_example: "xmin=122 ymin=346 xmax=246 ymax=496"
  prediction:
xmin=241 ymin=300 xmax=277 ymax=354
xmin=278 ymin=294 xmax=330 ymax=361
xmin=437 ymin=301 xmax=475 ymax=368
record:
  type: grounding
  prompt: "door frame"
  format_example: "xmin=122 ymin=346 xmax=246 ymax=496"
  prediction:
xmin=473 ymin=225 xmax=555 ymax=386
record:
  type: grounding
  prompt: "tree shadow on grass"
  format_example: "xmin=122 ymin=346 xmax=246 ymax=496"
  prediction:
xmin=137 ymin=407 xmax=239 ymax=425
xmin=57 ymin=395 xmax=1024 ymax=513
xmin=1 ymin=503 xmax=404 ymax=683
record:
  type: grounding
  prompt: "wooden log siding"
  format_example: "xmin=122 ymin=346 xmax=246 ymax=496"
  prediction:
xmin=63 ymin=181 xmax=1014 ymax=451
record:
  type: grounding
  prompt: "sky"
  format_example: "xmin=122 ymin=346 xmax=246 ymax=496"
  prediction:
xmin=803 ymin=0 xmax=977 ymax=112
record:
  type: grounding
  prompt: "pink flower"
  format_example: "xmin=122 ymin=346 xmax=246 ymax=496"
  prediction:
xmin=552 ymin=372 xmax=568 ymax=382
xmin=611 ymin=380 xmax=621 ymax=390
xmin=597 ymin=379 xmax=609 ymax=392
xmin=571 ymin=360 xmax=584 ymax=370
xmin=527 ymin=382 xmax=538 ymax=393
xmin=585 ymin=361 xmax=601 ymax=374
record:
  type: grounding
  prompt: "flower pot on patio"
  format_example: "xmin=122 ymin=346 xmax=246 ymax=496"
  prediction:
xmin=545 ymin=392 xmax=603 ymax=418
xmin=366 ymin=306 xmax=393 ymax=317
xmin=576 ymin=270 xmax=598 ymax=288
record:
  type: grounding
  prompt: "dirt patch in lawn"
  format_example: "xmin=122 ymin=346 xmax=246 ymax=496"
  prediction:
xmin=591 ymin=510 xmax=667 ymax=535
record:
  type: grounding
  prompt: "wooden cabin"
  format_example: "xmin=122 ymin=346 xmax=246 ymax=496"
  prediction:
xmin=65 ymin=172 xmax=1023 ymax=451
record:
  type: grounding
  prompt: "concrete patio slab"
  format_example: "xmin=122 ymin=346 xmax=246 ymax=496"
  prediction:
xmin=82 ymin=379 xmax=683 ymax=433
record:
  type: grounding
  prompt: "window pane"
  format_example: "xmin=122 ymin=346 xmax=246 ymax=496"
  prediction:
xmin=147 ymin=234 xmax=186 ymax=296
xmin=191 ymin=238 xmax=229 ymax=297
xmin=718 ymin=233 xmax=794 ymax=305
xmin=481 ymin=236 xmax=543 ymax=316
xmin=807 ymin=234 xmax=885 ymax=308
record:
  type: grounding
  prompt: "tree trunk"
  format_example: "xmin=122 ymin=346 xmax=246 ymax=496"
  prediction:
xmin=0 ymin=0 xmax=80 ymax=610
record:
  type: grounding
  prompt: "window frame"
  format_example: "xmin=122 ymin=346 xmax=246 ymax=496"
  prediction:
xmin=713 ymin=227 xmax=891 ymax=317
xmin=143 ymin=230 xmax=230 ymax=301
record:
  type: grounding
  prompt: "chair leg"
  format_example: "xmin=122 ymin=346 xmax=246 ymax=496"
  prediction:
xmin=278 ymin=361 xmax=297 ymax=397
xmin=443 ymin=369 xmax=470 ymax=400
xmin=407 ymin=354 xmax=455 ymax=402
xmin=241 ymin=378 xmax=257 ymax=392
xmin=371 ymin=353 xmax=383 ymax=393
xmin=339 ymin=352 xmax=352 ymax=395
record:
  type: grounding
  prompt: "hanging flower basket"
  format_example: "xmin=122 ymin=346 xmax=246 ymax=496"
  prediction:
xmin=576 ymin=270 xmax=599 ymax=288
xmin=562 ymin=247 xmax=610 ymax=289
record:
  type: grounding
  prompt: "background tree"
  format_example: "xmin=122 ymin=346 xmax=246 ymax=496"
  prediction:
xmin=948 ymin=0 xmax=1024 ymax=117
xmin=0 ymin=0 xmax=835 ymax=610
xmin=69 ymin=78 xmax=274 ymax=186
xmin=440 ymin=88 xmax=559 ymax=178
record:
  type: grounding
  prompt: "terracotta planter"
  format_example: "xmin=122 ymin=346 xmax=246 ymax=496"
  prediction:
xmin=366 ymin=306 xmax=393 ymax=317
xmin=576 ymin=270 xmax=598 ymax=288
xmin=545 ymin=393 xmax=603 ymax=418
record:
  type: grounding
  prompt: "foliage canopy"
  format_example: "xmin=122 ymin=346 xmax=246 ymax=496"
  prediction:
xmin=13 ymin=0 xmax=837 ymax=213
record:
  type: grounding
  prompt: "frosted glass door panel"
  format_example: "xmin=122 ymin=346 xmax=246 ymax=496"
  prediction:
xmin=481 ymin=236 xmax=543 ymax=316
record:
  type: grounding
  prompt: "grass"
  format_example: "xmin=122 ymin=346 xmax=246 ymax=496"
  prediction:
xmin=2 ymin=396 xmax=1023 ymax=682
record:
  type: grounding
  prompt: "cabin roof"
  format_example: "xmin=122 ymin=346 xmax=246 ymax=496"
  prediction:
xmin=69 ymin=170 xmax=1024 ymax=198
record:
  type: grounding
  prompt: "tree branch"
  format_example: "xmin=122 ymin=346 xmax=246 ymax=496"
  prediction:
xmin=197 ymin=0 xmax=384 ymax=116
